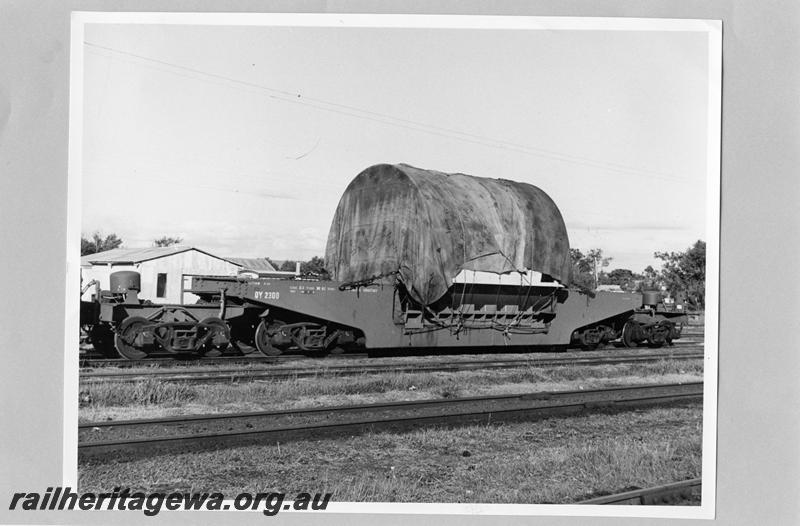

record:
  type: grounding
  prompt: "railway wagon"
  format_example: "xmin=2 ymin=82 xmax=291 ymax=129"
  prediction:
xmin=80 ymin=163 xmax=687 ymax=359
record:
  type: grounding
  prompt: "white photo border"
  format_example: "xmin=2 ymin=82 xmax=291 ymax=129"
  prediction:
xmin=66 ymin=12 xmax=721 ymax=520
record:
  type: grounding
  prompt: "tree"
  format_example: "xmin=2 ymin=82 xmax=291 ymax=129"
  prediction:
xmin=586 ymin=248 xmax=612 ymax=289
xmin=279 ymin=260 xmax=297 ymax=272
xmin=153 ymin=236 xmax=183 ymax=247
xmin=81 ymin=232 xmax=122 ymax=255
xmin=643 ymin=265 xmax=659 ymax=282
xmin=569 ymin=248 xmax=594 ymax=290
xmin=654 ymin=240 xmax=706 ymax=310
xmin=301 ymin=256 xmax=329 ymax=276
xmin=603 ymin=268 xmax=638 ymax=290
xmin=637 ymin=265 xmax=661 ymax=291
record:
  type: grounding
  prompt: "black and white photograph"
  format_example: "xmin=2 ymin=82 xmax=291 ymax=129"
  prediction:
xmin=68 ymin=13 xmax=719 ymax=518
xmin=8 ymin=2 xmax=800 ymax=526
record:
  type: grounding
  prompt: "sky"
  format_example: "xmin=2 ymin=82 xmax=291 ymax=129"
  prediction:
xmin=80 ymin=17 xmax=713 ymax=273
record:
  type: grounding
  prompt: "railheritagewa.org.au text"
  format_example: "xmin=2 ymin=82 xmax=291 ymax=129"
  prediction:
xmin=9 ymin=487 xmax=332 ymax=516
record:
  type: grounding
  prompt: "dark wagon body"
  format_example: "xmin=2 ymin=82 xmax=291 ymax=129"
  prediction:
xmin=188 ymin=276 xmax=649 ymax=351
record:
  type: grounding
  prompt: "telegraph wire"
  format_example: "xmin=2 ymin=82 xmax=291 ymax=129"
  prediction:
xmin=84 ymin=41 xmax=689 ymax=183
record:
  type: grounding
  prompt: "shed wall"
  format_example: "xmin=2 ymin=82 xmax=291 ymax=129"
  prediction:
xmin=80 ymin=250 xmax=240 ymax=304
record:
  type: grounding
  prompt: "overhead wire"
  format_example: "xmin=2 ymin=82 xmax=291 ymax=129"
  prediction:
xmin=84 ymin=41 xmax=688 ymax=183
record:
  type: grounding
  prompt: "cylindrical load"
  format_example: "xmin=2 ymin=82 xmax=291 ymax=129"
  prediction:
xmin=110 ymin=271 xmax=141 ymax=293
xmin=326 ymin=163 xmax=572 ymax=306
xmin=642 ymin=290 xmax=662 ymax=307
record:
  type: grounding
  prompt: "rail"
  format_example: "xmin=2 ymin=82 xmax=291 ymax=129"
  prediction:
xmin=80 ymin=349 xmax=705 ymax=385
xmin=79 ymin=382 xmax=703 ymax=460
xmin=579 ymin=478 xmax=702 ymax=505
xmin=79 ymin=337 xmax=704 ymax=369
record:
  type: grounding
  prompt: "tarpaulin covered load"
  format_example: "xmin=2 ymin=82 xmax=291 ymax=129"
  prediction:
xmin=325 ymin=163 xmax=572 ymax=305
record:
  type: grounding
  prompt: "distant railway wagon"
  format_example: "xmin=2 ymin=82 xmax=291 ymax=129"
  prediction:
xmin=79 ymin=164 xmax=687 ymax=359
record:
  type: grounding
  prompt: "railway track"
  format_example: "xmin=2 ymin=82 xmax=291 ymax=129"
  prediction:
xmin=579 ymin=478 xmax=702 ymax=505
xmin=79 ymin=382 xmax=702 ymax=461
xmin=79 ymin=338 xmax=704 ymax=369
xmin=79 ymin=348 xmax=705 ymax=385
xmin=78 ymin=352 xmax=369 ymax=369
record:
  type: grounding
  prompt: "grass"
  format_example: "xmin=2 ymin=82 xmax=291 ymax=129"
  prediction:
xmin=79 ymin=359 xmax=703 ymax=422
xmin=78 ymin=358 xmax=703 ymax=422
xmin=79 ymin=404 xmax=703 ymax=504
xmin=81 ymin=377 xmax=196 ymax=406
xmin=78 ymin=357 xmax=705 ymax=505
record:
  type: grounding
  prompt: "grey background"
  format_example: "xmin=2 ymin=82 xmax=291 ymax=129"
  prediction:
xmin=0 ymin=1 xmax=797 ymax=525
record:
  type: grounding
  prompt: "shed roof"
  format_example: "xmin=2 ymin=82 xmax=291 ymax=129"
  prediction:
xmin=81 ymin=246 xmax=237 ymax=266
xmin=226 ymin=257 xmax=277 ymax=272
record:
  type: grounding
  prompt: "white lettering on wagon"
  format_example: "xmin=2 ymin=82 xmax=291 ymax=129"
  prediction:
xmin=253 ymin=291 xmax=280 ymax=300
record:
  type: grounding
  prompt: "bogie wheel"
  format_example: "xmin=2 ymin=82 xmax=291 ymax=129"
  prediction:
xmin=114 ymin=316 xmax=153 ymax=360
xmin=621 ymin=321 xmax=639 ymax=348
xmin=90 ymin=324 xmax=119 ymax=358
xmin=254 ymin=319 xmax=284 ymax=357
xmin=198 ymin=317 xmax=230 ymax=358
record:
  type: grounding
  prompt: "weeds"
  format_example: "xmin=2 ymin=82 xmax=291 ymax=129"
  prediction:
xmin=80 ymin=358 xmax=704 ymax=421
xmin=80 ymin=406 xmax=703 ymax=504
xmin=84 ymin=378 xmax=196 ymax=407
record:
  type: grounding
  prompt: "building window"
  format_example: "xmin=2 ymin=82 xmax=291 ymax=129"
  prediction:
xmin=156 ymin=273 xmax=167 ymax=298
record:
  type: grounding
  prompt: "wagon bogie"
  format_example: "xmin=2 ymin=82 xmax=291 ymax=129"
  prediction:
xmin=252 ymin=308 xmax=364 ymax=357
xmin=618 ymin=313 xmax=684 ymax=349
xmin=571 ymin=323 xmax=620 ymax=350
